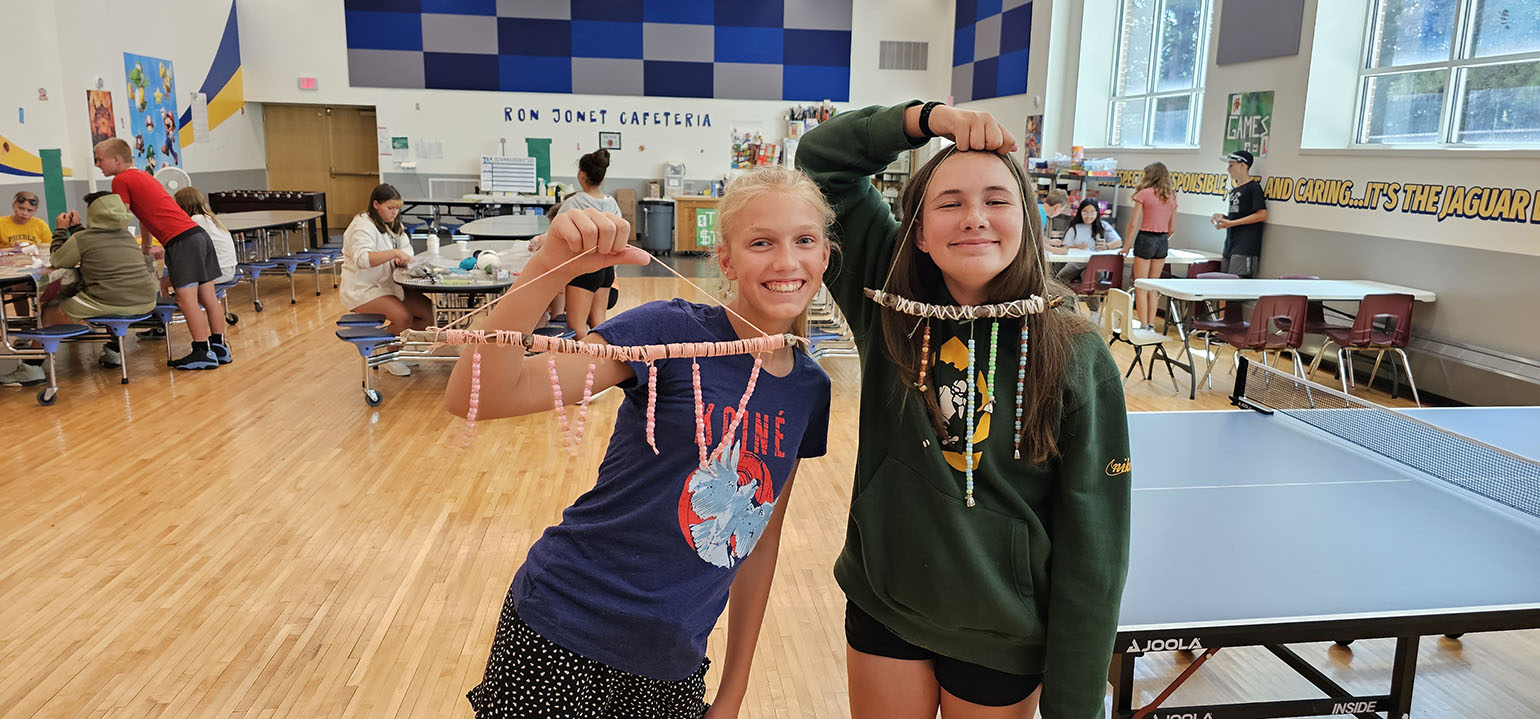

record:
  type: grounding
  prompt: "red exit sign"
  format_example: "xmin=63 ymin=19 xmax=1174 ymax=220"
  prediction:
xmin=298 ymin=77 xmax=318 ymax=91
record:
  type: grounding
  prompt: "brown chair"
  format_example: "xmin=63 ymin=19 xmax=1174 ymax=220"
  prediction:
xmin=1186 ymin=271 xmax=1245 ymax=387
xmin=1306 ymin=293 xmax=1420 ymax=406
xmin=1277 ymin=274 xmax=1331 ymax=335
xmin=1066 ymin=253 xmax=1124 ymax=298
xmin=1204 ymin=294 xmax=1309 ymax=387
xmin=1185 ymin=260 xmax=1221 ymax=278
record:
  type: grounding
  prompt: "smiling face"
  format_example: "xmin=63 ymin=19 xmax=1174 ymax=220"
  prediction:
xmin=912 ymin=151 xmax=1025 ymax=305
xmin=717 ymin=191 xmax=831 ymax=335
xmin=1079 ymin=202 xmax=1100 ymax=224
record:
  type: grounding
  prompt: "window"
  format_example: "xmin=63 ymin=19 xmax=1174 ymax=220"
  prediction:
xmin=1109 ymin=0 xmax=1213 ymax=147
xmin=1358 ymin=0 xmax=1540 ymax=145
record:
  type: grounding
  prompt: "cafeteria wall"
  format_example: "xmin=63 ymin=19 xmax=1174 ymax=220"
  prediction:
xmin=0 ymin=0 xmax=268 ymax=208
xmin=239 ymin=0 xmax=956 ymax=194
xmin=1050 ymin=0 xmax=1540 ymax=404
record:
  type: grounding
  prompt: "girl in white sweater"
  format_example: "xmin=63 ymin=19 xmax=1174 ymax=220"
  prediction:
xmin=341 ymin=184 xmax=432 ymax=374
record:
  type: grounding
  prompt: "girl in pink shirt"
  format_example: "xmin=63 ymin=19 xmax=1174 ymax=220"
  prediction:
xmin=1124 ymin=162 xmax=1178 ymax=328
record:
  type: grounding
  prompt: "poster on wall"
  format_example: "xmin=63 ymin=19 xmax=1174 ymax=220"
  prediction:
xmin=1024 ymin=115 xmax=1044 ymax=159
xmin=122 ymin=53 xmax=182 ymax=172
xmin=1224 ymin=91 xmax=1273 ymax=158
xmin=86 ymin=90 xmax=116 ymax=145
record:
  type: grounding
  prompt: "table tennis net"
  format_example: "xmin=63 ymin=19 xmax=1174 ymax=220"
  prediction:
xmin=1235 ymin=358 xmax=1540 ymax=520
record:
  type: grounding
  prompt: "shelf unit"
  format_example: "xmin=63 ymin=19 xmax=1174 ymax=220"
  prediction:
xmin=1029 ymin=168 xmax=1122 ymax=224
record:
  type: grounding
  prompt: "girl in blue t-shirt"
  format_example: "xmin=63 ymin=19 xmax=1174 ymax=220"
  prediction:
xmin=447 ymin=166 xmax=835 ymax=719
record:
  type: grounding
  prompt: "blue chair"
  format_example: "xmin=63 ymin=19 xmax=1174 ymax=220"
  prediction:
xmin=265 ymin=256 xmax=310 ymax=305
xmin=234 ymin=261 xmax=279 ymax=311
xmin=10 ymin=324 xmax=92 ymax=405
xmin=85 ymin=313 xmax=154 ymax=384
xmin=215 ymin=279 xmax=240 ymax=325
xmin=295 ymin=249 xmax=340 ymax=295
xmin=337 ymin=313 xmax=387 ymax=327
xmin=336 ymin=326 xmax=400 ymax=406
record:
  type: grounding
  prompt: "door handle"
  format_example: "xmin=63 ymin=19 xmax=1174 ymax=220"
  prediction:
xmin=330 ymin=170 xmax=378 ymax=177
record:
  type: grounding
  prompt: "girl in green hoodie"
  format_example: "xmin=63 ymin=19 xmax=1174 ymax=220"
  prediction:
xmin=797 ymin=102 xmax=1131 ymax=719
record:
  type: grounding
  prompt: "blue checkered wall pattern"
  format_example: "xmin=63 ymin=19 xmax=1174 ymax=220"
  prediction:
xmin=343 ymin=0 xmax=852 ymax=102
xmin=952 ymin=0 xmax=1031 ymax=103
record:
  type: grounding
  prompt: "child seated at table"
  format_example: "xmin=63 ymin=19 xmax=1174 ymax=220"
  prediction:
xmin=0 ymin=192 xmax=158 ymax=386
xmin=1051 ymin=199 xmax=1123 ymax=284
xmin=340 ymin=183 xmax=432 ymax=376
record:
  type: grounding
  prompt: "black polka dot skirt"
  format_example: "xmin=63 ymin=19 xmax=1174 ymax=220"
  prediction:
xmin=467 ymin=591 xmax=710 ymax=719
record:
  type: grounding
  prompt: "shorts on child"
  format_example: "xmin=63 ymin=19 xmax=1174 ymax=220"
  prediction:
xmin=1133 ymin=231 xmax=1170 ymax=260
xmin=58 ymin=292 xmax=155 ymax=321
xmin=163 ymin=227 xmax=222 ymax=289
xmin=845 ymin=600 xmax=1043 ymax=707
xmin=568 ymin=266 xmax=616 ymax=293
xmin=1221 ymin=254 xmax=1260 ymax=278
xmin=467 ymin=592 xmax=709 ymax=719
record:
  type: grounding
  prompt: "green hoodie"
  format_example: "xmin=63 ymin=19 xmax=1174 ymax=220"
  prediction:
xmin=49 ymin=194 xmax=158 ymax=311
xmin=797 ymin=102 xmax=1131 ymax=719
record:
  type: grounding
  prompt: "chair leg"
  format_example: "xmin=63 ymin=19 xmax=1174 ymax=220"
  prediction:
xmin=1393 ymin=348 xmax=1421 ymax=407
xmin=1368 ymin=349 xmax=1387 ymax=388
xmin=1308 ymin=339 xmax=1334 ymax=379
xmin=1126 ymin=345 xmax=1144 ymax=378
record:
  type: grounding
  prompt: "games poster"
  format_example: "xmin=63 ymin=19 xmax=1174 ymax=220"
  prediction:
xmin=87 ymin=90 xmax=116 ymax=145
xmin=1224 ymin=90 xmax=1273 ymax=158
xmin=122 ymin=53 xmax=182 ymax=172
xmin=1024 ymin=115 xmax=1043 ymax=159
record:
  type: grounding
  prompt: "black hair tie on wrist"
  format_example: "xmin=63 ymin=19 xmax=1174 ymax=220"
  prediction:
xmin=919 ymin=101 xmax=943 ymax=138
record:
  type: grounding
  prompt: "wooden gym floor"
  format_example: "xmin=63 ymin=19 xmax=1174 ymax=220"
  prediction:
xmin=2 ymin=273 xmax=1535 ymax=718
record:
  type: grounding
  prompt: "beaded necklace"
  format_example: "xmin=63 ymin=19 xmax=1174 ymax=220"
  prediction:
xmin=866 ymin=144 xmax=1060 ymax=507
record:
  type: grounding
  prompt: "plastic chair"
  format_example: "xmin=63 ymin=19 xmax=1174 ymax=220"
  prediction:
xmin=337 ymin=313 xmax=387 ymax=327
xmin=1185 ymin=260 xmax=1221 ymax=278
xmin=235 ymin=261 xmax=279 ymax=311
xmin=336 ymin=326 xmax=400 ymax=406
xmin=1307 ymin=293 xmax=1420 ymax=406
xmin=10 ymin=324 xmax=91 ymax=405
xmin=1207 ymin=294 xmax=1309 ymax=387
xmin=1102 ymin=288 xmax=1183 ymax=391
xmin=1277 ymin=274 xmax=1331 ymax=335
xmin=1066 ymin=253 xmax=1124 ymax=302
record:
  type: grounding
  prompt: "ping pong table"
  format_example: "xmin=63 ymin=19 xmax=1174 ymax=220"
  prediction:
xmin=1116 ymin=358 xmax=1540 ymax=719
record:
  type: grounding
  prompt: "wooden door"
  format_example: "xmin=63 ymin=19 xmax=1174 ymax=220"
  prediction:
xmin=326 ymin=107 xmax=381 ymax=231
xmin=263 ymin=104 xmax=380 ymax=230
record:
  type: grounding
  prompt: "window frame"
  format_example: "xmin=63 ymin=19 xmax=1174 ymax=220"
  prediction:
xmin=1354 ymin=0 xmax=1540 ymax=147
xmin=1107 ymin=0 xmax=1215 ymax=148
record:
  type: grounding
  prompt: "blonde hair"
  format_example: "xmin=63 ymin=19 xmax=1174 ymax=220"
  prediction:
xmin=174 ymin=187 xmax=228 ymax=233
xmin=1136 ymin=162 xmax=1174 ymax=201
xmin=1044 ymin=189 xmax=1070 ymax=206
xmin=713 ymin=166 xmax=838 ymax=341
xmin=94 ymin=138 xmax=132 ymax=163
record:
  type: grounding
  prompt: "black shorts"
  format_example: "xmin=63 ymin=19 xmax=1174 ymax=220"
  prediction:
xmin=568 ymin=266 xmax=616 ymax=293
xmin=163 ymin=227 xmax=221 ymax=289
xmin=845 ymin=601 xmax=1043 ymax=707
xmin=1133 ymin=231 xmax=1170 ymax=260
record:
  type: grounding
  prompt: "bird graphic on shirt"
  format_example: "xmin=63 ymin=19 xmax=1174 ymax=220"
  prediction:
xmin=686 ymin=439 xmax=777 ymax=568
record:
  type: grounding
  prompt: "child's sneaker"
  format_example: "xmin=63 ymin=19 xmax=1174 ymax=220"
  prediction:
xmin=99 ymin=346 xmax=123 ymax=369
xmin=137 ymin=326 xmax=166 ymax=340
xmin=383 ymin=360 xmax=412 ymax=376
xmin=210 ymin=342 xmax=233 ymax=365
xmin=169 ymin=348 xmax=219 ymax=370
xmin=0 ymin=362 xmax=46 ymax=386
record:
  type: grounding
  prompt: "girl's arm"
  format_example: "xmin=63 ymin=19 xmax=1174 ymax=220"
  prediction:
xmin=1122 ymin=202 xmax=1143 ymax=256
xmin=707 ymin=462 xmax=800 ymax=718
xmin=344 ymin=221 xmax=411 ymax=268
xmin=444 ymin=208 xmax=650 ymax=420
xmin=1102 ymin=220 xmax=1123 ymax=249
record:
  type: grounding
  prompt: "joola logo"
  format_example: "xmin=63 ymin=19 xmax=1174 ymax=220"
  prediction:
xmin=1148 ymin=713 xmax=1212 ymax=719
xmin=1333 ymin=701 xmax=1377 ymax=713
xmin=1128 ymin=637 xmax=1203 ymax=652
xmin=1105 ymin=458 xmax=1131 ymax=476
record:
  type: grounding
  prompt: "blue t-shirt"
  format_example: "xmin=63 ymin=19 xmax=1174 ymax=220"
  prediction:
xmin=511 ymin=299 xmax=832 ymax=680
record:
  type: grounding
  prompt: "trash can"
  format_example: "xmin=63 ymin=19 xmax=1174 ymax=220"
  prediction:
xmin=639 ymin=199 xmax=675 ymax=255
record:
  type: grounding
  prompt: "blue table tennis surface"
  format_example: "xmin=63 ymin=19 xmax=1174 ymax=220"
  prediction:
xmin=1121 ymin=407 xmax=1540 ymax=631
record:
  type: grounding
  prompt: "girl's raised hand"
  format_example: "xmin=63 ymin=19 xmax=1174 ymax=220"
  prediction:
xmin=931 ymin=105 xmax=1018 ymax=154
xmin=536 ymin=208 xmax=651 ymax=276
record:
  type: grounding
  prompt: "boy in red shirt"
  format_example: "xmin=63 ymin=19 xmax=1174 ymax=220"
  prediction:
xmin=93 ymin=138 xmax=228 ymax=369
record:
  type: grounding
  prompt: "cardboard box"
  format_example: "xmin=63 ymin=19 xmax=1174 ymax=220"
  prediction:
xmin=615 ymin=189 xmax=638 ymax=243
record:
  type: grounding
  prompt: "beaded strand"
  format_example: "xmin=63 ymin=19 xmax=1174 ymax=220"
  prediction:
xmin=646 ymin=362 xmax=660 ymax=454
xmin=964 ymin=325 xmax=978 ymax=508
xmin=692 ymin=358 xmax=707 ymax=467
xmin=915 ymin=320 xmax=932 ymax=391
xmin=571 ymin=360 xmax=597 ymax=445
xmin=1013 ymin=322 xmax=1029 ymax=460
xmin=547 ymin=355 xmax=571 ymax=453
xmin=986 ymin=320 xmax=999 ymax=403
xmin=711 ymin=354 xmax=765 ymax=463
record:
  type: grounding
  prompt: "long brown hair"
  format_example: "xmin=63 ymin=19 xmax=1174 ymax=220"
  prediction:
xmin=1135 ymin=161 xmax=1174 ymax=201
xmin=880 ymin=149 xmax=1092 ymax=463
xmin=173 ymin=187 xmax=228 ymax=233
xmin=366 ymin=183 xmax=404 ymax=235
